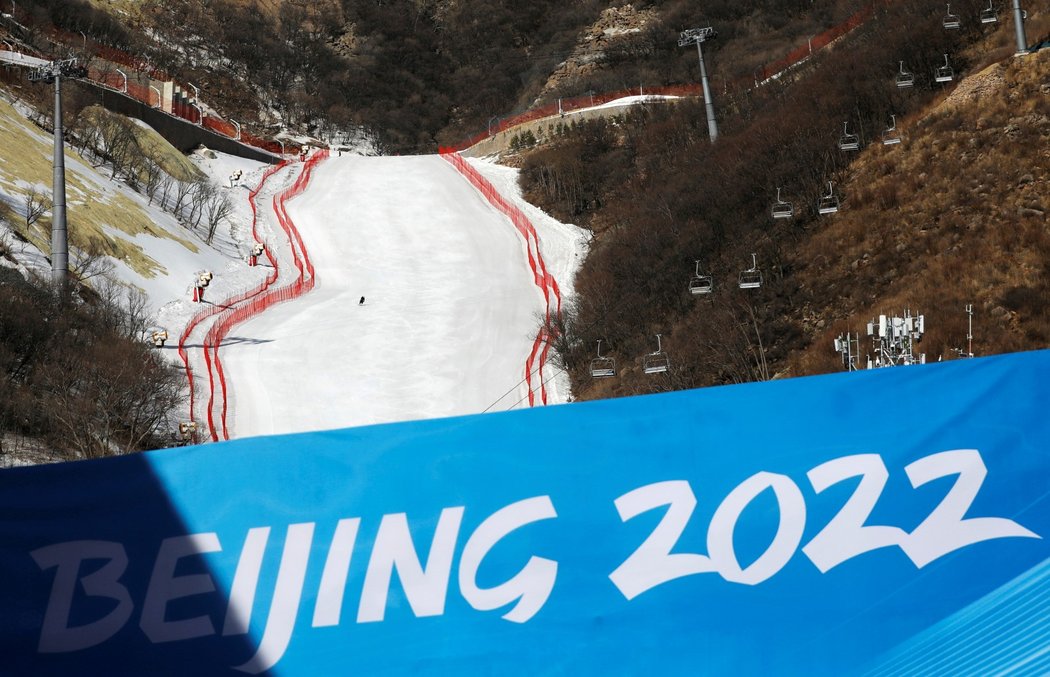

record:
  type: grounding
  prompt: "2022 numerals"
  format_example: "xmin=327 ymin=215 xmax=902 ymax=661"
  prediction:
xmin=609 ymin=449 xmax=1039 ymax=599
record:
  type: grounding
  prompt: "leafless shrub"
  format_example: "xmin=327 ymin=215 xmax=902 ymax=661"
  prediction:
xmin=24 ymin=189 xmax=51 ymax=231
xmin=204 ymin=190 xmax=233 ymax=244
xmin=186 ymin=179 xmax=212 ymax=231
xmin=141 ymin=159 xmax=166 ymax=204
xmin=70 ymin=237 xmax=116 ymax=284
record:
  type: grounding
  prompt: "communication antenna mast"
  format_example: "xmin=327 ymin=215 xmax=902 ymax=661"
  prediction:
xmin=833 ymin=332 xmax=859 ymax=371
xmin=966 ymin=303 xmax=974 ymax=357
xmin=954 ymin=303 xmax=976 ymax=358
xmin=678 ymin=26 xmax=718 ymax=142
xmin=28 ymin=58 xmax=87 ymax=289
xmin=865 ymin=309 xmax=926 ymax=368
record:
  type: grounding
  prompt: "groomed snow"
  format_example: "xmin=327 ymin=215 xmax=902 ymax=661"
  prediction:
xmin=221 ymin=154 xmax=587 ymax=437
xmin=1 ymin=84 xmax=589 ymax=443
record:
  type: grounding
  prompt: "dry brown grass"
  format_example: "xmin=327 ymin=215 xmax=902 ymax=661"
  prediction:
xmin=0 ymin=97 xmax=199 ymax=278
xmin=788 ymin=47 xmax=1050 ymax=374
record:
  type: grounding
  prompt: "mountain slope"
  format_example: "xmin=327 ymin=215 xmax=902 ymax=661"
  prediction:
xmin=791 ymin=49 xmax=1050 ymax=374
xmin=222 ymin=154 xmax=586 ymax=436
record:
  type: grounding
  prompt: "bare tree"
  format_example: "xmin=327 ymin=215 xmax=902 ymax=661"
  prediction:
xmin=72 ymin=117 xmax=106 ymax=167
xmin=70 ymin=237 xmax=116 ymax=285
xmin=24 ymin=189 xmax=51 ymax=231
xmin=204 ymin=190 xmax=233 ymax=243
xmin=170 ymin=178 xmax=197 ymax=215
xmin=93 ymin=277 xmax=152 ymax=341
xmin=156 ymin=175 xmax=175 ymax=210
xmin=187 ymin=180 xmax=212 ymax=231
xmin=103 ymin=119 xmax=142 ymax=183
xmin=4 ymin=281 xmax=188 ymax=460
xmin=142 ymin=159 xmax=166 ymax=204
xmin=40 ymin=342 xmax=184 ymax=458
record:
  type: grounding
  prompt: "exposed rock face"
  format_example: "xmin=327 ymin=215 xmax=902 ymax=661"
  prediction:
xmin=538 ymin=4 xmax=658 ymax=99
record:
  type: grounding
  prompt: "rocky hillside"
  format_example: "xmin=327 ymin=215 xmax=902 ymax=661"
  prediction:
xmin=791 ymin=50 xmax=1050 ymax=376
xmin=512 ymin=3 xmax=1049 ymax=400
xmin=18 ymin=0 xmax=873 ymax=151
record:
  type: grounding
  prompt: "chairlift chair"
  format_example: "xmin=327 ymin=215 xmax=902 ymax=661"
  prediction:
xmin=590 ymin=339 xmax=616 ymax=378
xmin=838 ymin=121 xmax=860 ymax=151
xmin=942 ymin=3 xmax=961 ymax=29
xmin=643 ymin=334 xmax=670 ymax=375
xmin=771 ymin=187 xmax=794 ymax=219
xmin=980 ymin=0 xmax=998 ymax=23
xmin=934 ymin=54 xmax=954 ymax=83
xmin=882 ymin=115 xmax=902 ymax=146
xmin=738 ymin=253 xmax=762 ymax=289
xmin=688 ymin=260 xmax=714 ymax=295
xmin=896 ymin=61 xmax=915 ymax=88
xmin=817 ymin=181 xmax=840 ymax=215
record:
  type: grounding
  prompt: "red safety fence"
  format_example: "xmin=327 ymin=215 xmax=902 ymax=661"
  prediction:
xmin=199 ymin=150 xmax=326 ymax=441
xmin=449 ymin=2 xmax=880 ymax=152
xmin=755 ymin=3 xmax=876 ymax=82
xmin=440 ymin=149 xmax=562 ymax=407
xmin=21 ymin=21 xmax=296 ymax=157
xmin=176 ymin=157 xmax=290 ymax=440
xmin=450 ymin=83 xmax=703 ymax=151
xmin=84 ymin=55 xmax=289 ymax=155
xmin=174 ymin=152 xmax=327 ymax=438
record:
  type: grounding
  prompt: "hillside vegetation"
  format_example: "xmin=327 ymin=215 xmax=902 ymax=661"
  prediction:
xmin=0 ymin=96 xmax=200 ymax=279
xmin=514 ymin=3 xmax=1049 ymax=399
xmin=20 ymin=0 xmax=874 ymax=151
xmin=0 ymin=270 xmax=184 ymax=462
xmin=791 ymin=52 xmax=1050 ymax=375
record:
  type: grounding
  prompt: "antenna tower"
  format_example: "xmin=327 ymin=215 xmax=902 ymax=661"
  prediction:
xmin=864 ymin=310 xmax=926 ymax=368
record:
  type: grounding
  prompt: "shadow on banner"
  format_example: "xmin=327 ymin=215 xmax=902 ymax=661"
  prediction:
xmin=0 ymin=453 xmax=274 ymax=675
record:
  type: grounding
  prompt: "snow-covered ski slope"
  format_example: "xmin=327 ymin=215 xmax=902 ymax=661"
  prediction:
xmin=220 ymin=154 xmax=587 ymax=437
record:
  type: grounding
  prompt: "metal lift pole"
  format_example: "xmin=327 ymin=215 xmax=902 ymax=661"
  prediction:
xmin=31 ymin=59 xmax=85 ymax=289
xmin=695 ymin=40 xmax=718 ymax=142
xmin=679 ymin=27 xmax=719 ymax=143
xmin=1011 ymin=1 xmax=1028 ymax=55
xmin=51 ymin=70 xmax=68 ymax=288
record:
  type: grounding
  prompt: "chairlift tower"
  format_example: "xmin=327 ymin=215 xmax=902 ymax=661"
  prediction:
xmin=1011 ymin=1 xmax=1028 ymax=55
xmin=833 ymin=332 xmax=859 ymax=371
xmin=865 ymin=310 xmax=926 ymax=368
xmin=678 ymin=27 xmax=718 ymax=142
xmin=28 ymin=58 xmax=87 ymax=289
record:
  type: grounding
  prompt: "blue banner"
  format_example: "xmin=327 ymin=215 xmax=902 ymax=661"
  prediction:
xmin=1 ymin=351 xmax=1048 ymax=675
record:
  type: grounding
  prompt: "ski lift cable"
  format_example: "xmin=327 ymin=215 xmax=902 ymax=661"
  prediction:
xmin=501 ymin=365 xmax=571 ymax=412
xmin=488 ymin=362 xmax=570 ymax=413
